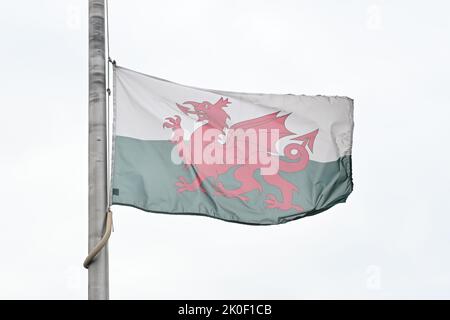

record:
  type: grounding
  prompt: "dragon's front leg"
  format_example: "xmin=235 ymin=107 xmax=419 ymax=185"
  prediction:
xmin=175 ymin=176 xmax=204 ymax=193
xmin=163 ymin=115 xmax=189 ymax=164
xmin=163 ymin=115 xmax=183 ymax=143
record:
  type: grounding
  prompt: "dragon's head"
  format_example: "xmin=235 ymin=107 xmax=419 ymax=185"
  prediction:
xmin=177 ymin=97 xmax=231 ymax=132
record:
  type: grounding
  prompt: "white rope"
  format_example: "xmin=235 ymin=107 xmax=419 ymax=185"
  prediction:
xmin=84 ymin=210 xmax=113 ymax=269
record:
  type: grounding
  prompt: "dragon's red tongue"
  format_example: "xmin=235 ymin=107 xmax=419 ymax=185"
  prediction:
xmin=177 ymin=102 xmax=204 ymax=117
xmin=176 ymin=103 xmax=191 ymax=116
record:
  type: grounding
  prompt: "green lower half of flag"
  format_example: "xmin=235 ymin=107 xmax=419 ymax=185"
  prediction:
xmin=112 ymin=136 xmax=353 ymax=225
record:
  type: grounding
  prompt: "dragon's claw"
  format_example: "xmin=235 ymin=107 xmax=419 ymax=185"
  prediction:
xmin=265 ymin=194 xmax=303 ymax=211
xmin=265 ymin=194 xmax=277 ymax=208
xmin=163 ymin=115 xmax=181 ymax=130
xmin=176 ymin=176 xmax=198 ymax=193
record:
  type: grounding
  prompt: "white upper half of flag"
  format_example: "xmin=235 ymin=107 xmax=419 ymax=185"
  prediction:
xmin=114 ymin=66 xmax=354 ymax=163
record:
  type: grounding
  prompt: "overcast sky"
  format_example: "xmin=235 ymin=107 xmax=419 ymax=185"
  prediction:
xmin=1 ymin=0 xmax=450 ymax=299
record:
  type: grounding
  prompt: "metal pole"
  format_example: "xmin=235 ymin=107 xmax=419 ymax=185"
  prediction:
xmin=88 ymin=0 xmax=109 ymax=300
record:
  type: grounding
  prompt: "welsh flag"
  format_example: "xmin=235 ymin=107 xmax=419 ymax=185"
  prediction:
xmin=111 ymin=66 xmax=354 ymax=225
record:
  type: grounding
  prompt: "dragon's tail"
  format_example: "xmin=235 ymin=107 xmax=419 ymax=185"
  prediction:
xmin=279 ymin=129 xmax=318 ymax=172
xmin=279 ymin=143 xmax=310 ymax=173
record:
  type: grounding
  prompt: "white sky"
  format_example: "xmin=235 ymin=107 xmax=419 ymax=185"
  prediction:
xmin=1 ymin=0 xmax=449 ymax=299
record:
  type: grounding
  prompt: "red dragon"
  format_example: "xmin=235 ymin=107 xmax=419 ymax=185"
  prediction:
xmin=163 ymin=97 xmax=318 ymax=211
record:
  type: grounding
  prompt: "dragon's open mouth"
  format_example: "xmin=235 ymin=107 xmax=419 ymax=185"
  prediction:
xmin=176 ymin=102 xmax=205 ymax=120
xmin=173 ymin=98 xmax=232 ymax=133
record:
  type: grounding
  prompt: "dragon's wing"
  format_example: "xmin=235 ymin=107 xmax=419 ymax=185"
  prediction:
xmin=227 ymin=112 xmax=295 ymax=154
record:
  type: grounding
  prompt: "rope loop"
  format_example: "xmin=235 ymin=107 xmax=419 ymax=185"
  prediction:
xmin=83 ymin=209 xmax=113 ymax=269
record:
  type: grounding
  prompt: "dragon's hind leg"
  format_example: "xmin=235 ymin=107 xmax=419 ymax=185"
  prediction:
xmin=176 ymin=176 xmax=203 ymax=193
xmin=176 ymin=167 xmax=210 ymax=193
xmin=262 ymin=174 xmax=303 ymax=212
xmin=215 ymin=165 xmax=262 ymax=201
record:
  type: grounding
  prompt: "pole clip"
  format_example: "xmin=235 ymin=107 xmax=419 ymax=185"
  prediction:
xmin=108 ymin=57 xmax=116 ymax=66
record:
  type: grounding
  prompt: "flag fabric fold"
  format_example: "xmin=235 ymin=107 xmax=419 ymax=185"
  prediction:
xmin=111 ymin=66 xmax=354 ymax=225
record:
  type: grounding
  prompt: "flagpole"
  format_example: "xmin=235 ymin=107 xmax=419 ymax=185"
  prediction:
xmin=88 ymin=0 xmax=109 ymax=300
